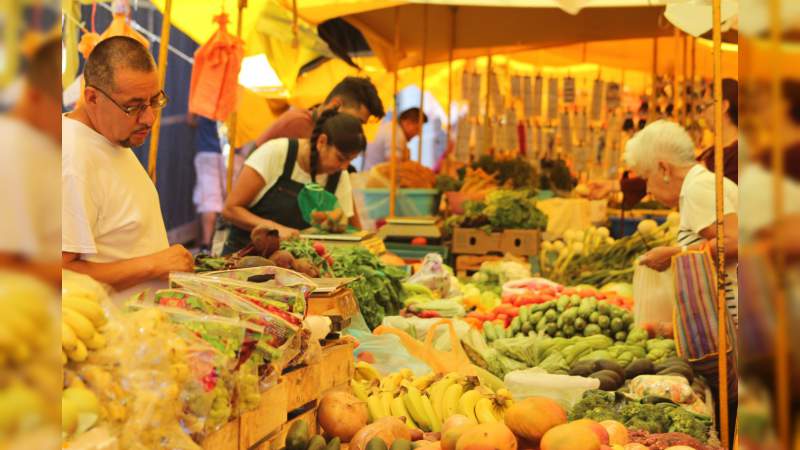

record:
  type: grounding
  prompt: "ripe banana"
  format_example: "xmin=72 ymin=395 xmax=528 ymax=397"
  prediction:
xmin=355 ymin=361 xmax=381 ymax=383
xmin=63 ymin=297 xmax=107 ymax=327
xmin=442 ymin=383 xmax=464 ymax=420
xmin=66 ymin=339 xmax=88 ymax=363
xmin=379 ymin=391 xmax=393 ymax=417
xmin=403 ymin=387 xmax=432 ymax=431
xmin=84 ymin=332 xmax=106 ymax=351
xmin=390 ymin=394 xmax=418 ymax=429
xmin=399 ymin=368 xmax=413 ymax=380
xmin=367 ymin=394 xmax=386 ymax=422
xmin=62 ymin=308 xmax=97 ymax=341
xmin=350 ymin=379 xmax=369 ymax=402
xmin=457 ymin=389 xmax=481 ymax=423
xmin=421 ymin=394 xmax=441 ymax=432
xmin=412 ymin=373 xmax=438 ymax=391
xmin=61 ymin=350 xmax=68 ymax=366
xmin=429 ymin=377 xmax=455 ymax=420
xmin=62 ymin=322 xmax=79 ymax=352
xmin=380 ymin=372 xmax=403 ymax=392
xmin=474 ymin=397 xmax=499 ymax=424
xmin=496 ymin=388 xmax=513 ymax=401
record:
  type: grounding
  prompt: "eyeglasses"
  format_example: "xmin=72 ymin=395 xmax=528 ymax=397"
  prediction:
xmin=88 ymin=84 xmax=169 ymax=117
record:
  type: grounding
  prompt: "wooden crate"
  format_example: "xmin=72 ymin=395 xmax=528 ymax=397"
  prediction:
xmin=238 ymin=381 xmax=288 ymax=450
xmin=500 ymin=229 xmax=540 ymax=256
xmin=283 ymin=363 xmax=322 ymax=412
xmin=319 ymin=340 xmax=355 ymax=392
xmin=308 ymin=288 xmax=359 ymax=320
xmin=452 ymin=228 xmax=501 ymax=255
xmin=202 ymin=419 xmax=240 ymax=450
xmin=455 ymin=254 xmax=503 ymax=277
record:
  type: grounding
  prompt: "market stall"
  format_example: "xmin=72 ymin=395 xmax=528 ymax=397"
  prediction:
xmin=60 ymin=0 xmax=738 ymax=448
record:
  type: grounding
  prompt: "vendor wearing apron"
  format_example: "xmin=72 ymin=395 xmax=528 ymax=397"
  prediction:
xmin=222 ymin=110 xmax=367 ymax=254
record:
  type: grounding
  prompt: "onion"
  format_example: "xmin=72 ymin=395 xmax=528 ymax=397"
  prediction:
xmin=317 ymin=391 xmax=369 ymax=442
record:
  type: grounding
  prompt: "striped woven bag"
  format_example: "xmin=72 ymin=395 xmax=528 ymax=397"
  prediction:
xmin=672 ymin=248 xmax=737 ymax=390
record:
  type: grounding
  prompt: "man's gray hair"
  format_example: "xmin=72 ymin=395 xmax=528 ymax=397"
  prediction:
xmin=83 ymin=36 xmax=155 ymax=92
xmin=624 ymin=120 xmax=697 ymax=176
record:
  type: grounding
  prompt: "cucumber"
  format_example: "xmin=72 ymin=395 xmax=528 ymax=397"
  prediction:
xmin=285 ymin=420 xmax=310 ymax=450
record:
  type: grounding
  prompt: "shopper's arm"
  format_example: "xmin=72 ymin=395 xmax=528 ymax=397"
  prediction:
xmin=0 ymin=253 xmax=61 ymax=286
xmin=698 ymin=213 xmax=739 ymax=262
xmin=222 ymin=166 xmax=298 ymax=238
xmin=62 ymin=244 xmax=194 ymax=291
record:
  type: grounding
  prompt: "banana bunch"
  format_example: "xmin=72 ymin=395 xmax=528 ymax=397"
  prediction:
xmin=0 ymin=272 xmax=55 ymax=367
xmin=351 ymin=363 xmax=514 ymax=432
xmin=62 ymin=293 xmax=108 ymax=364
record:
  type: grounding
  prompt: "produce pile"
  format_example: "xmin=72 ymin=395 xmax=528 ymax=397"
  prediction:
xmin=444 ymin=190 xmax=548 ymax=234
xmin=569 ymin=390 xmax=714 ymax=443
xmin=461 ymin=155 xmax=537 ymax=190
xmin=457 ymin=167 xmax=498 ymax=195
xmin=540 ymin=216 xmax=679 ymax=286
xmin=367 ymin=161 xmax=437 ymax=189
xmin=539 ymin=157 xmax=577 ymax=191
xmin=328 ymin=247 xmax=407 ymax=330
xmin=350 ymin=362 xmax=513 ymax=431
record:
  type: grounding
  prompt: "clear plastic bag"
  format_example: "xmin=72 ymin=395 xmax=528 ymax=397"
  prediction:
xmin=632 ymin=263 xmax=675 ymax=328
xmin=380 ymin=316 xmax=472 ymax=351
xmin=406 ymin=253 xmax=453 ymax=298
xmin=344 ymin=313 xmax=431 ymax=376
xmin=504 ymin=368 xmax=600 ymax=409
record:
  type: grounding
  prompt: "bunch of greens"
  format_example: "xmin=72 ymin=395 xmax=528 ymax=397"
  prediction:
xmin=435 ymin=174 xmax=463 ymax=193
xmin=329 ymin=247 xmax=406 ymax=329
xmin=280 ymin=238 xmax=331 ymax=275
xmin=539 ymin=158 xmax=577 ymax=191
xmin=569 ymin=390 xmax=713 ymax=442
xmin=445 ymin=190 xmax=547 ymax=234
xmin=460 ymin=155 xmax=537 ymax=189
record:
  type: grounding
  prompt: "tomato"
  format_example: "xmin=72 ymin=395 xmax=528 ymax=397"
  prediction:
xmin=579 ymin=289 xmax=596 ymax=298
xmin=540 ymin=294 xmax=556 ymax=302
xmin=506 ymin=307 xmax=520 ymax=317
xmin=562 ymin=288 xmax=576 ymax=296
xmin=411 ymin=236 xmax=428 ymax=246
xmin=502 ymin=296 xmax=514 ymax=304
xmin=595 ymin=292 xmax=606 ymax=300
xmin=496 ymin=313 xmax=509 ymax=321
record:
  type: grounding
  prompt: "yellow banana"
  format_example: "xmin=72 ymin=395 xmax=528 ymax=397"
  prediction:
xmin=61 ymin=350 xmax=68 ymax=366
xmin=496 ymin=388 xmax=513 ymax=401
xmin=84 ymin=332 xmax=106 ymax=350
xmin=350 ymin=379 xmax=369 ymax=402
xmin=457 ymin=389 xmax=481 ymax=423
xmin=62 ymin=308 xmax=97 ymax=341
xmin=0 ymin=307 xmax=37 ymax=342
xmin=66 ymin=339 xmax=88 ymax=363
xmin=379 ymin=391 xmax=393 ymax=417
xmin=390 ymin=394 xmax=418 ymax=429
xmin=399 ymin=368 xmax=413 ymax=380
xmin=421 ymin=394 xmax=441 ymax=432
xmin=442 ymin=383 xmax=464 ymax=420
xmin=63 ymin=297 xmax=107 ymax=327
xmin=355 ymin=361 xmax=381 ymax=383
xmin=403 ymin=387 xmax=432 ymax=431
xmin=412 ymin=373 xmax=438 ymax=391
xmin=474 ymin=397 xmax=499 ymax=424
xmin=8 ymin=341 xmax=31 ymax=363
xmin=429 ymin=377 xmax=455 ymax=420
xmin=380 ymin=373 xmax=403 ymax=392
xmin=62 ymin=322 xmax=79 ymax=352
xmin=367 ymin=394 xmax=385 ymax=422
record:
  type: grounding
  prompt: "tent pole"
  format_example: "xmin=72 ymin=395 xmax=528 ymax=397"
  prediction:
xmin=672 ymin=26 xmax=680 ymax=120
xmin=417 ymin=3 xmax=428 ymax=163
xmin=446 ymin=7 xmax=456 ymax=144
xmin=711 ymin=0 xmax=729 ymax=447
xmin=769 ymin=0 xmax=790 ymax=443
xmin=682 ymin=34 xmax=688 ymax=126
xmin=147 ymin=0 xmax=173 ymax=182
xmin=226 ymin=0 xmax=247 ymax=193
xmin=649 ymin=37 xmax=658 ymax=123
xmin=484 ymin=51 xmax=492 ymax=156
xmin=389 ymin=7 xmax=400 ymax=218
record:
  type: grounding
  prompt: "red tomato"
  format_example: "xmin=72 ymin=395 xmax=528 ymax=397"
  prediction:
xmin=554 ymin=285 xmax=565 ymax=293
xmin=411 ymin=236 xmax=428 ymax=246
xmin=512 ymin=297 xmax=524 ymax=307
xmin=541 ymin=287 xmax=555 ymax=296
xmin=502 ymin=296 xmax=514 ymax=304
xmin=540 ymin=294 xmax=556 ymax=302
xmin=485 ymin=311 xmax=496 ymax=321
xmin=579 ymin=289 xmax=596 ymax=298
xmin=562 ymin=288 xmax=576 ymax=296
xmin=595 ymin=292 xmax=606 ymax=300
xmin=496 ymin=313 xmax=509 ymax=321
xmin=507 ymin=307 xmax=520 ymax=317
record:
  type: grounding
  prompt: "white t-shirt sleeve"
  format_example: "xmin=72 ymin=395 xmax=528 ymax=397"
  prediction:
xmin=245 ymin=139 xmax=288 ymax=207
xmin=682 ymin=175 xmax=738 ymax=235
xmin=62 ymin=172 xmax=99 ymax=254
xmin=334 ymin=171 xmax=355 ymax=218
xmin=0 ymin=154 xmax=37 ymax=256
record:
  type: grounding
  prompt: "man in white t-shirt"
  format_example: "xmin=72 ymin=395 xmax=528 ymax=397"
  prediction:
xmin=0 ymin=37 xmax=61 ymax=285
xmin=62 ymin=36 xmax=193 ymax=290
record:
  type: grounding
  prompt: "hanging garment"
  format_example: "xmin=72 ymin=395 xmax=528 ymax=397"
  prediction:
xmin=78 ymin=12 xmax=150 ymax=59
xmin=560 ymin=112 xmax=573 ymax=155
xmin=522 ymin=75 xmax=533 ymax=118
xmin=591 ymin=79 xmax=604 ymax=121
xmin=188 ymin=13 xmax=245 ymax=122
xmin=532 ymin=75 xmax=543 ymax=117
xmin=547 ymin=78 xmax=559 ymax=121
xmin=563 ymin=76 xmax=576 ymax=104
xmin=606 ymin=82 xmax=621 ymax=112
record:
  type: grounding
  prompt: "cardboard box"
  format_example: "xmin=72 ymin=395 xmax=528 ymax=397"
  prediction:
xmin=500 ymin=229 xmax=540 ymax=256
xmin=452 ymin=228 xmax=501 ymax=255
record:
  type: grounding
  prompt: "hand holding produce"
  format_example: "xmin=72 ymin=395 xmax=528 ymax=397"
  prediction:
xmin=311 ymin=208 xmax=348 ymax=234
xmin=638 ymin=246 xmax=681 ymax=272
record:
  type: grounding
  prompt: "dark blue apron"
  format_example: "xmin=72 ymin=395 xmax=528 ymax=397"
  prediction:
xmin=223 ymin=139 xmax=341 ymax=255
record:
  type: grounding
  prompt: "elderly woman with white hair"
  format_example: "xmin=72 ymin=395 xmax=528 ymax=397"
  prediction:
xmin=625 ymin=120 xmax=739 ymax=325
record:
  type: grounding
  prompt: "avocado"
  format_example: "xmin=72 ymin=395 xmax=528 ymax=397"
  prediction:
xmin=569 ymin=360 xmax=599 ymax=377
xmin=307 ymin=435 xmax=327 ymax=450
xmin=624 ymin=358 xmax=655 ymax=379
xmin=325 ymin=437 xmax=341 ymax=450
xmin=285 ymin=420 xmax=310 ymax=450
xmin=594 ymin=359 xmax=625 ymax=378
xmin=390 ymin=439 xmax=412 ymax=450
xmin=590 ymin=369 xmax=624 ymax=390
xmin=366 ymin=438 xmax=388 ymax=450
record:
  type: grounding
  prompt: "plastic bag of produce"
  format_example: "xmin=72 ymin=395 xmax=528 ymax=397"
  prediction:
xmin=504 ymin=368 xmax=600 ymax=409
xmin=406 ymin=253 xmax=454 ymax=298
xmin=345 ymin=314 xmax=431 ymax=375
xmin=381 ymin=316 xmax=471 ymax=351
xmin=633 ymin=263 xmax=675 ymax=328
xmin=199 ymin=265 xmax=317 ymax=297
xmin=629 ymin=375 xmax=697 ymax=404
